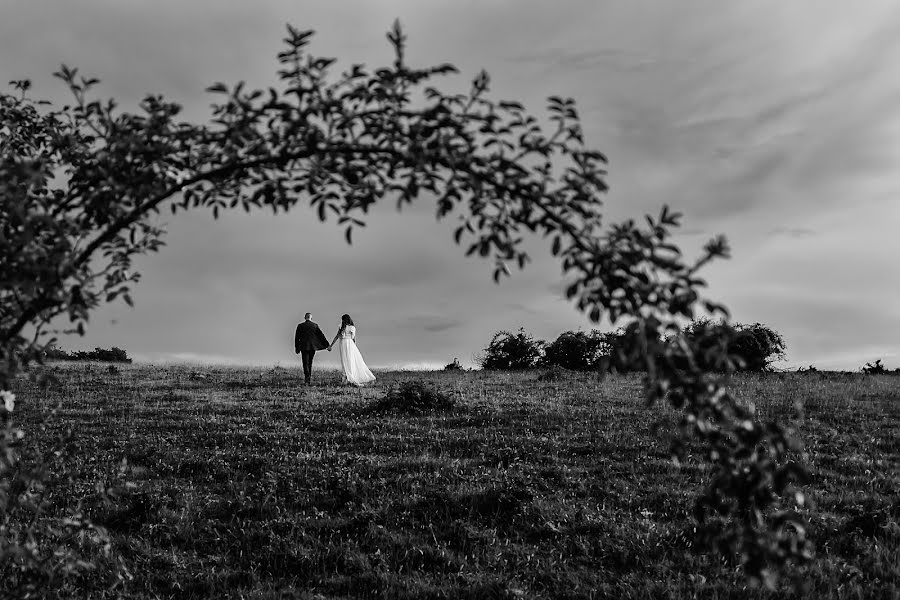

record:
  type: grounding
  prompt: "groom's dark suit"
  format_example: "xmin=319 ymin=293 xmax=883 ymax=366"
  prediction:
xmin=294 ymin=319 xmax=330 ymax=384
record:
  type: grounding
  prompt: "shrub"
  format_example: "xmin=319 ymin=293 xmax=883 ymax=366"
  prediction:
xmin=674 ymin=320 xmax=785 ymax=373
xmin=368 ymin=381 xmax=455 ymax=414
xmin=541 ymin=325 xmax=660 ymax=373
xmin=42 ymin=345 xmax=71 ymax=361
xmin=443 ymin=358 xmax=464 ymax=371
xmin=862 ymin=359 xmax=886 ymax=374
xmin=538 ymin=328 xmax=641 ymax=372
xmin=44 ymin=346 xmax=132 ymax=363
xmin=478 ymin=329 xmax=544 ymax=370
xmin=541 ymin=330 xmax=605 ymax=371
xmin=536 ymin=364 xmax=574 ymax=382
xmin=729 ymin=322 xmax=786 ymax=371
xmin=594 ymin=326 xmax=661 ymax=373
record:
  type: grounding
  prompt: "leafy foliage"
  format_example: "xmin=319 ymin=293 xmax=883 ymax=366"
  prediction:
xmin=478 ymin=329 xmax=544 ymax=370
xmin=0 ymin=21 xmax=811 ymax=587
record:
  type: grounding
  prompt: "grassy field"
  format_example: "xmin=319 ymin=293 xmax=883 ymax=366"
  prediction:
xmin=7 ymin=363 xmax=900 ymax=599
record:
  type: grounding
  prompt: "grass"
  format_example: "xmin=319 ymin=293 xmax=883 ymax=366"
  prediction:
xmin=6 ymin=364 xmax=900 ymax=599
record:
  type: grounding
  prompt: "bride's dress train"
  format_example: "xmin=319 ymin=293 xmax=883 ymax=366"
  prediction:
xmin=338 ymin=325 xmax=375 ymax=386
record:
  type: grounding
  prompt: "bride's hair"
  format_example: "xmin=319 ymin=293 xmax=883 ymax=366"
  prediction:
xmin=339 ymin=313 xmax=354 ymax=333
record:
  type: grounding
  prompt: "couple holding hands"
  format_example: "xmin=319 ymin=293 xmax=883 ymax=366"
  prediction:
xmin=294 ymin=313 xmax=375 ymax=386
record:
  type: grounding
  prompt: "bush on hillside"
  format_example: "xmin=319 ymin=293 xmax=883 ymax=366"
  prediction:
xmin=541 ymin=330 xmax=604 ymax=371
xmin=517 ymin=322 xmax=786 ymax=374
xmin=44 ymin=345 xmax=132 ymax=363
xmin=368 ymin=381 xmax=455 ymax=414
xmin=860 ymin=359 xmax=900 ymax=374
xmin=595 ymin=326 xmax=664 ymax=373
xmin=478 ymin=329 xmax=544 ymax=370
xmin=671 ymin=320 xmax=785 ymax=373
xmin=538 ymin=328 xmax=646 ymax=372
xmin=729 ymin=322 xmax=786 ymax=371
xmin=443 ymin=358 xmax=465 ymax=371
xmin=536 ymin=364 xmax=576 ymax=382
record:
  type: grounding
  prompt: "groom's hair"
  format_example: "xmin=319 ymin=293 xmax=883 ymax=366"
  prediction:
xmin=304 ymin=312 xmax=311 ymax=320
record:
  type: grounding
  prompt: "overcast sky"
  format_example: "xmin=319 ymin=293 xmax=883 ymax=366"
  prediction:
xmin=3 ymin=1 xmax=899 ymax=370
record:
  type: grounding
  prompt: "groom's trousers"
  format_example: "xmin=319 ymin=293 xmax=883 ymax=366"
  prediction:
xmin=300 ymin=350 xmax=315 ymax=384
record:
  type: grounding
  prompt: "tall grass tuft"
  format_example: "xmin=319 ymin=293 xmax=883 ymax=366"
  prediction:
xmin=368 ymin=380 xmax=455 ymax=414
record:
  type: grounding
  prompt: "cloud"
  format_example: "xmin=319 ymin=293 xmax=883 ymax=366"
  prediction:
xmin=767 ymin=227 xmax=816 ymax=239
xmin=508 ymin=47 xmax=663 ymax=73
xmin=672 ymin=228 xmax=708 ymax=237
xmin=134 ymin=352 xmax=271 ymax=366
xmin=507 ymin=301 xmax=541 ymax=314
xmin=5 ymin=1 xmax=900 ymax=372
xmin=423 ymin=322 xmax=460 ymax=333
xmin=403 ymin=315 xmax=462 ymax=333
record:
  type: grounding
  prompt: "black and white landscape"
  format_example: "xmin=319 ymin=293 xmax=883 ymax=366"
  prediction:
xmin=2 ymin=2 xmax=898 ymax=598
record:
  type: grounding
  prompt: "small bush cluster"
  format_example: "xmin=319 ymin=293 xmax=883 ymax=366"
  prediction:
xmin=863 ymin=359 xmax=885 ymax=374
xmin=541 ymin=331 xmax=603 ymax=371
xmin=536 ymin=364 xmax=574 ymax=382
xmin=861 ymin=359 xmax=900 ymax=375
xmin=674 ymin=320 xmax=785 ymax=373
xmin=443 ymin=358 xmax=465 ymax=371
xmin=44 ymin=345 xmax=132 ymax=363
xmin=368 ymin=381 xmax=455 ymax=414
xmin=477 ymin=329 xmax=544 ymax=370
xmin=480 ymin=321 xmax=785 ymax=374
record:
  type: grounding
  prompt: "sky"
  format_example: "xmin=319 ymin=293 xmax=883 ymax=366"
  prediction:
xmin=3 ymin=1 xmax=900 ymax=370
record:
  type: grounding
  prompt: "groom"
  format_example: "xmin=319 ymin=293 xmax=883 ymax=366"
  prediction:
xmin=294 ymin=312 xmax=330 ymax=385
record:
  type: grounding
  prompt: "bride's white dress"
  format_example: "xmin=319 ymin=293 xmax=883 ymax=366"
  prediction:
xmin=337 ymin=325 xmax=375 ymax=386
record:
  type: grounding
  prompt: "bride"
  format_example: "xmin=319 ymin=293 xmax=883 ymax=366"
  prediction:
xmin=328 ymin=314 xmax=376 ymax=386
